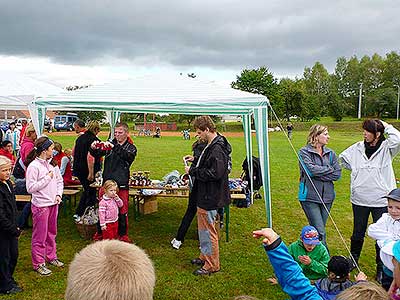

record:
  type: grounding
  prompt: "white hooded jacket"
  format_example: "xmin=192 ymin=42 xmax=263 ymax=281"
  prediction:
xmin=339 ymin=124 xmax=400 ymax=207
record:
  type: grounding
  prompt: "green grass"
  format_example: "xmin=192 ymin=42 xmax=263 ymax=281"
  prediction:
xmin=2 ymin=128 xmax=399 ymax=300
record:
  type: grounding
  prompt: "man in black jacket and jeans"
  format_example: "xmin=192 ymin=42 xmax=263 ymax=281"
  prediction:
xmin=185 ymin=116 xmax=231 ymax=276
xmin=91 ymin=122 xmax=137 ymax=243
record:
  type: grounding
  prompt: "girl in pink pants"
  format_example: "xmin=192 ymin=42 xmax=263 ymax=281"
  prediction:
xmin=26 ymin=137 xmax=64 ymax=276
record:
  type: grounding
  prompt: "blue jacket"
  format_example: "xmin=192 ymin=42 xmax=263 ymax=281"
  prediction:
xmin=298 ymin=144 xmax=341 ymax=203
xmin=264 ymin=238 xmax=322 ymax=300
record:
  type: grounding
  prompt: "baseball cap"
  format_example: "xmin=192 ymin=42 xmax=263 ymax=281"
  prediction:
xmin=300 ymin=225 xmax=320 ymax=245
xmin=383 ymin=188 xmax=400 ymax=202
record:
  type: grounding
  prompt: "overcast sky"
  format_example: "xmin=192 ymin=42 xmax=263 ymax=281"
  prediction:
xmin=1 ymin=0 xmax=399 ymax=86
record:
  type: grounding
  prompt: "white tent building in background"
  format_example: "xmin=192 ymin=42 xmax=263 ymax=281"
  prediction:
xmin=32 ymin=75 xmax=274 ymax=226
xmin=0 ymin=72 xmax=62 ymax=121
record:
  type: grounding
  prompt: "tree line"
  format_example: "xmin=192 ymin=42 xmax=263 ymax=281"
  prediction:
xmin=231 ymin=51 xmax=400 ymax=121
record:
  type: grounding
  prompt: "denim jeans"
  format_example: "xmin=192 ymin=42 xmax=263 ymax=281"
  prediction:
xmin=300 ymin=201 xmax=333 ymax=250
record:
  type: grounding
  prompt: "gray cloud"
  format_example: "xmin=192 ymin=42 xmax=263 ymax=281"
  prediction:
xmin=1 ymin=0 xmax=400 ymax=76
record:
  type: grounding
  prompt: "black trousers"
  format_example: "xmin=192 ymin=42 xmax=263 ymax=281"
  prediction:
xmin=175 ymin=193 xmax=197 ymax=242
xmin=75 ymin=175 xmax=97 ymax=216
xmin=0 ymin=236 xmax=18 ymax=293
xmin=351 ymin=204 xmax=387 ymax=265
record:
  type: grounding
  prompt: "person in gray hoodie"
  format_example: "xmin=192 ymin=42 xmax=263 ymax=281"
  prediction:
xmin=298 ymin=124 xmax=341 ymax=250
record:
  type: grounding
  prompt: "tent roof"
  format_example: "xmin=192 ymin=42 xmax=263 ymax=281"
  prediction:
xmin=36 ymin=75 xmax=269 ymax=115
xmin=0 ymin=73 xmax=62 ymax=110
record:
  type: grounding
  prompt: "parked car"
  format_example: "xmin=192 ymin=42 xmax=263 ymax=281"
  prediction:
xmin=54 ymin=113 xmax=78 ymax=131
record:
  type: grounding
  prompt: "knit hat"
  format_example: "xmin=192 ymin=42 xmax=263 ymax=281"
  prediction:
xmin=300 ymin=225 xmax=320 ymax=245
xmin=328 ymin=256 xmax=351 ymax=279
xmin=383 ymin=188 xmax=400 ymax=202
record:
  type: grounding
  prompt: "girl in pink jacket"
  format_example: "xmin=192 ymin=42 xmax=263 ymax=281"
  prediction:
xmin=25 ymin=137 xmax=64 ymax=276
xmin=98 ymin=180 xmax=123 ymax=240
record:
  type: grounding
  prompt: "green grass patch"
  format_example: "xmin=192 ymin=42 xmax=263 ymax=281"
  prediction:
xmin=2 ymin=128 xmax=398 ymax=300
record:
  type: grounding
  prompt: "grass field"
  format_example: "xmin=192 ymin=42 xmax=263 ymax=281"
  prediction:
xmin=2 ymin=127 xmax=399 ymax=300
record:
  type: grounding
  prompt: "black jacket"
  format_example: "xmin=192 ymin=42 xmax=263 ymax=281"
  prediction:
xmin=73 ymin=131 xmax=101 ymax=178
xmin=92 ymin=139 xmax=137 ymax=188
xmin=0 ymin=180 xmax=21 ymax=238
xmin=189 ymin=135 xmax=231 ymax=210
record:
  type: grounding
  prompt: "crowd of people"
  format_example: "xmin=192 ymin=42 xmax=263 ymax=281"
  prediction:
xmin=1 ymin=116 xmax=400 ymax=299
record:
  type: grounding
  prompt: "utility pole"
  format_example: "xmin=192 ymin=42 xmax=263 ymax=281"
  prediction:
xmin=358 ymin=82 xmax=363 ymax=119
xmin=395 ymin=84 xmax=400 ymax=120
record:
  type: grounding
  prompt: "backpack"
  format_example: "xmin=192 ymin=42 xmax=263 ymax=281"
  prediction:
xmin=241 ymin=156 xmax=263 ymax=191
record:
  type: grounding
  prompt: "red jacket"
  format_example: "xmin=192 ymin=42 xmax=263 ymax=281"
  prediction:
xmin=0 ymin=149 xmax=16 ymax=165
xmin=54 ymin=152 xmax=80 ymax=186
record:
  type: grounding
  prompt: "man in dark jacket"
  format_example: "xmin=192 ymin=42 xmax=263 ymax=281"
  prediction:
xmin=185 ymin=116 xmax=231 ymax=276
xmin=91 ymin=122 xmax=137 ymax=242
xmin=73 ymin=121 xmax=101 ymax=219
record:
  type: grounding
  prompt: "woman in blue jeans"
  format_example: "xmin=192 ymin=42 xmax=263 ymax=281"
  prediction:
xmin=298 ymin=124 xmax=341 ymax=250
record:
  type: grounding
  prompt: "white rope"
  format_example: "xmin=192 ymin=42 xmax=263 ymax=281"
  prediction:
xmin=267 ymin=104 xmax=361 ymax=273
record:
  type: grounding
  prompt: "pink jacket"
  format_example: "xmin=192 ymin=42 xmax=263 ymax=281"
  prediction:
xmin=20 ymin=136 xmax=35 ymax=163
xmin=26 ymin=158 xmax=64 ymax=207
xmin=98 ymin=195 xmax=123 ymax=226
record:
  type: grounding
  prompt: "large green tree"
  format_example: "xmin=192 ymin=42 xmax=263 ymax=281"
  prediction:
xmin=231 ymin=67 xmax=278 ymax=97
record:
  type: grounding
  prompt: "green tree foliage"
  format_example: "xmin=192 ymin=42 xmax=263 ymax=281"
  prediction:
xmin=364 ymin=87 xmax=396 ymax=117
xmin=303 ymin=62 xmax=331 ymax=115
xmin=233 ymin=51 xmax=400 ymax=120
xmin=327 ymin=91 xmax=346 ymax=121
xmin=231 ymin=67 xmax=278 ymax=97
xmin=384 ymin=51 xmax=400 ymax=87
xmin=278 ymin=78 xmax=305 ymax=121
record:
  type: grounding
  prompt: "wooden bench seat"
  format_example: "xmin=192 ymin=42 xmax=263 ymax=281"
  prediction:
xmin=15 ymin=194 xmax=31 ymax=202
xmin=230 ymin=193 xmax=246 ymax=200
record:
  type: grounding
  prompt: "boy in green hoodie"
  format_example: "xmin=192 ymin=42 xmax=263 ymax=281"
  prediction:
xmin=288 ymin=225 xmax=330 ymax=281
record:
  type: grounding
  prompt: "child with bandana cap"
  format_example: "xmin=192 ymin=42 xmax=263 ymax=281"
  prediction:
xmin=315 ymin=256 xmax=367 ymax=300
xmin=287 ymin=225 xmax=330 ymax=280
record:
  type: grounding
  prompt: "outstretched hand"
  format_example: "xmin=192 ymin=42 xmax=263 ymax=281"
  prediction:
xmin=354 ymin=271 xmax=367 ymax=281
xmin=252 ymin=228 xmax=279 ymax=246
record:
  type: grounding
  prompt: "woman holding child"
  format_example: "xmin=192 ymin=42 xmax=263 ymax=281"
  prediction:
xmin=298 ymin=124 xmax=341 ymax=250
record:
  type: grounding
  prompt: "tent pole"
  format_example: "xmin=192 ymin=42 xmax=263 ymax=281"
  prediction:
xmin=254 ymin=107 xmax=272 ymax=227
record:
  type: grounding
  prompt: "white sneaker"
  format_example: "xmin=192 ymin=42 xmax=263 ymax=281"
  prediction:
xmin=73 ymin=214 xmax=81 ymax=222
xmin=171 ymin=238 xmax=182 ymax=250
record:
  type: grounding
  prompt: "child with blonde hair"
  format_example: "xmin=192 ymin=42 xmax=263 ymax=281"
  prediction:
xmin=98 ymin=180 xmax=123 ymax=240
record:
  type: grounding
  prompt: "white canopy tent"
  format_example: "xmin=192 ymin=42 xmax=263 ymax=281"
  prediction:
xmin=32 ymin=75 xmax=273 ymax=226
xmin=0 ymin=72 xmax=62 ymax=120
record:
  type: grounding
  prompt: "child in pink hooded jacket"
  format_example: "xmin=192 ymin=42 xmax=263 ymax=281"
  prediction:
xmin=25 ymin=137 xmax=64 ymax=276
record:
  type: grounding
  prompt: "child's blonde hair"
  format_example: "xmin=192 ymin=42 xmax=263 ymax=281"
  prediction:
xmin=336 ymin=282 xmax=388 ymax=300
xmin=0 ymin=156 xmax=12 ymax=170
xmin=103 ymin=180 xmax=119 ymax=193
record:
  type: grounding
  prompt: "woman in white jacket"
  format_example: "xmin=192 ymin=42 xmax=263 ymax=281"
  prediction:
xmin=339 ymin=119 xmax=400 ymax=283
